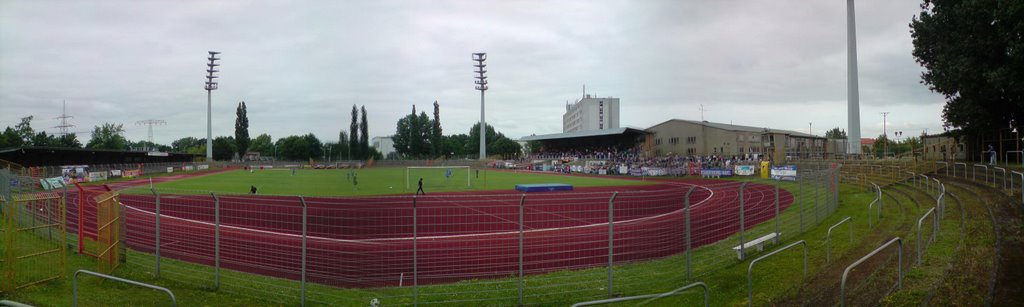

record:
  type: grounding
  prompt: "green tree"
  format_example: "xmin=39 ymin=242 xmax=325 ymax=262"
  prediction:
xmin=55 ymin=133 xmax=82 ymax=148
xmin=350 ymin=105 xmax=360 ymax=160
xmin=911 ymin=0 xmax=1024 ymax=141
xmin=392 ymin=105 xmax=436 ymax=158
xmin=172 ymin=137 xmax=204 ymax=152
xmin=360 ymin=105 xmax=369 ymax=159
xmin=15 ymin=116 xmax=34 ymax=145
xmin=467 ymin=123 xmax=522 ymax=159
xmin=249 ymin=133 xmax=274 ymax=157
xmin=275 ymin=134 xmax=323 ymax=161
xmin=30 ymin=131 xmax=55 ymax=147
xmin=336 ymin=130 xmax=350 ymax=160
xmin=235 ymin=101 xmax=250 ymax=157
xmin=131 ymin=140 xmax=170 ymax=152
xmin=872 ymin=134 xmax=893 ymax=158
xmin=441 ymin=134 xmax=470 ymax=157
xmin=431 ymin=101 xmax=442 ymax=157
xmin=824 ymin=127 xmax=847 ymax=139
xmin=0 ymin=127 xmax=22 ymax=148
xmin=211 ymin=136 xmax=237 ymax=161
xmin=86 ymin=123 xmax=129 ymax=150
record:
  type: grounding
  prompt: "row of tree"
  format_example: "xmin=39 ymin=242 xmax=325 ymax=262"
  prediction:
xmin=392 ymin=101 xmax=522 ymax=159
xmin=3 ymin=99 xmax=523 ymax=161
xmin=0 ymin=116 xmax=171 ymax=151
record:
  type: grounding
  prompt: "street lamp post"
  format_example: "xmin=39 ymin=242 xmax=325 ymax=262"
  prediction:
xmin=205 ymin=51 xmax=221 ymax=161
xmin=894 ymin=131 xmax=903 ymax=157
xmin=473 ymin=52 xmax=488 ymax=161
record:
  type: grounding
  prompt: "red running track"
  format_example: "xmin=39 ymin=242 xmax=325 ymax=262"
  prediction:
xmin=120 ymin=179 xmax=791 ymax=288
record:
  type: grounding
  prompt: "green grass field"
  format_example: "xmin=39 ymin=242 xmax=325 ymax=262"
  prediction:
xmin=128 ymin=167 xmax=654 ymax=196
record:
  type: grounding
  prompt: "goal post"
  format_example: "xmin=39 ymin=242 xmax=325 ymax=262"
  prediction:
xmin=405 ymin=166 xmax=471 ymax=190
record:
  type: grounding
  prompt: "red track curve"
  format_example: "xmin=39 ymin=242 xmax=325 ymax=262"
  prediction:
xmin=118 ymin=179 xmax=792 ymax=288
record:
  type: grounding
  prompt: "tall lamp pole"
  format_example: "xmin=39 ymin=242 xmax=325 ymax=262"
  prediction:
xmin=472 ymin=52 xmax=488 ymax=160
xmin=205 ymin=51 xmax=221 ymax=161
xmin=880 ymin=111 xmax=889 ymax=158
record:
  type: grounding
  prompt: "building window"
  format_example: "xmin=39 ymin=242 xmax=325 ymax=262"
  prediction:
xmin=670 ymin=137 xmax=679 ymax=145
xmin=687 ymin=148 xmax=696 ymax=155
xmin=686 ymin=136 xmax=697 ymax=144
xmin=655 ymin=138 xmax=662 ymax=145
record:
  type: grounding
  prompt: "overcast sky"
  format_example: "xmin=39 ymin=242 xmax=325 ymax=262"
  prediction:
xmin=0 ymin=0 xmax=946 ymax=146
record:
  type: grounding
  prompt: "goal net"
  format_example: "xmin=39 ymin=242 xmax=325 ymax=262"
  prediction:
xmin=405 ymin=166 xmax=472 ymax=190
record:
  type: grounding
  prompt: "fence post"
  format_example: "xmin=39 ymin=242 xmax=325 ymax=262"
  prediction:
xmin=774 ymin=182 xmax=780 ymax=244
xmin=211 ymin=192 xmax=220 ymax=290
xmin=739 ymin=183 xmax=747 ymax=260
xmin=684 ymin=186 xmax=695 ymax=280
xmin=299 ymin=196 xmax=307 ymax=307
xmin=413 ymin=195 xmax=418 ymax=306
xmin=607 ymin=191 xmax=618 ymax=298
xmin=834 ymin=168 xmax=839 ymax=212
xmin=151 ymin=188 xmax=160 ymax=278
xmin=518 ymin=194 xmax=525 ymax=307
xmin=814 ymin=173 xmax=820 ymax=225
xmin=799 ymin=175 xmax=804 ymax=233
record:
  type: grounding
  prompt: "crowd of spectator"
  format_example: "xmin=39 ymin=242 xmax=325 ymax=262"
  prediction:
xmin=521 ymin=145 xmax=767 ymax=175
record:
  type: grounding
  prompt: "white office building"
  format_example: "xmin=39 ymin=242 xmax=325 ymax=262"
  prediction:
xmin=371 ymin=136 xmax=396 ymax=159
xmin=563 ymin=95 xmax=619 ymax=133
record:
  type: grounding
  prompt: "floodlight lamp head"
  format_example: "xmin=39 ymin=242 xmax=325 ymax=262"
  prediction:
xmin=209 ymin=51 xmax=221 ymax=55
xmin=475 ymin=85 xmax=488 ymax=91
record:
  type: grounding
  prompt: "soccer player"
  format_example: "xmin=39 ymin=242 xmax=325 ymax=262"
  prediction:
xmin=353 ymin=173 xmax=359 ymax=191
xmin=250 ymin=185 xmax=257 ymax=195
xmin=416 ymin=177 xmax=425 ymax=195
xmin=445 ymin=168 xmax=452 ymax=183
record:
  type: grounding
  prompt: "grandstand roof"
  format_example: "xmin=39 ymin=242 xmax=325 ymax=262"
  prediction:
xmin=0 ymin=146 xmax=200 ymax=167
xmin=519 ymin=127 xmax=649 ymax=142
xmin=648 ymin=119 xmax=821 ymax=138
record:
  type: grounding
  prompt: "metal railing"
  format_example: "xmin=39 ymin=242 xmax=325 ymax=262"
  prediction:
xmin=747 ymin=240 xmax=807 ymax=307
xmin=841 ymin=237 xmax=903 ymax=307
xmin=74 ymin=269 xmax=176 ymax=307
xmin=570 ymin=281 xmax=709 ymax=307
xmin=826 ymin=217 xmax=853 ymax=263
xmin=916 ymin=207 xmax=937 ymax=265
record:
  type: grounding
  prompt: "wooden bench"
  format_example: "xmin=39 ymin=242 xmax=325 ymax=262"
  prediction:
xmin=732 ymin=232 xmax=780 ymax=260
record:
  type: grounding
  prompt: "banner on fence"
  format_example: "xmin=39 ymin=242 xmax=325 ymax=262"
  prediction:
xmin=644 ymin=167 xmax=668 ymax=176
xmin=123 ymin=169 xmax=141 ymax=178
xmin=598 ymin=169 xmax=607 ymax=175
xmin=166 ymin=167 xmax=173 ymax=173
xmin=734 ymin=165 xmax=756 ymax=176
xmin=197 ymin=164 xmax=209 ymax=170
xmin=770 ymin=165 xmax=798 ymax=181
xmin=61 ymin=165 xmax=89 ymax=183
xmin=184 ymin=165 xmax=195 ymax=171
xmin=109 ymin=170 xmax=122 ymax=178
xmin=87 ymin=171 xmax=108 ymax=182
xmin=701 ymin=168 xmax=734 ymax=177
xmin=45 ymin=177 xmax=65 ymax=190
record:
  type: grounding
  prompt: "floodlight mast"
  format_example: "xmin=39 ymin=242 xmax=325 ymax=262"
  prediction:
xmin=473 ymin=52 xmax=488 ymax=160
xmin=205 ymin=51 xmax=221 ymax=161
xmin=847 ymin=0 xmax=861 ymax=154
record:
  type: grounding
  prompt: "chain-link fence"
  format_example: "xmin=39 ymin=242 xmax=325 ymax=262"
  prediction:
xmin=113 ymin=162 xmax=845 ymax=305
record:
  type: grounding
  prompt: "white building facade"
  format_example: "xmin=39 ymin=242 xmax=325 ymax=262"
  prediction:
xmin=562 ymin=95 xmax=620 ymax=133
xmin=371 ymin=136 xmax=396 ymax=159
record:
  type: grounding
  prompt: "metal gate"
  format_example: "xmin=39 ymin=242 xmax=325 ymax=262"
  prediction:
xmin=94 ymin=191 xmax=121 ymax=274
xmin=1 ymin=190 xmax=67 ymax=292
